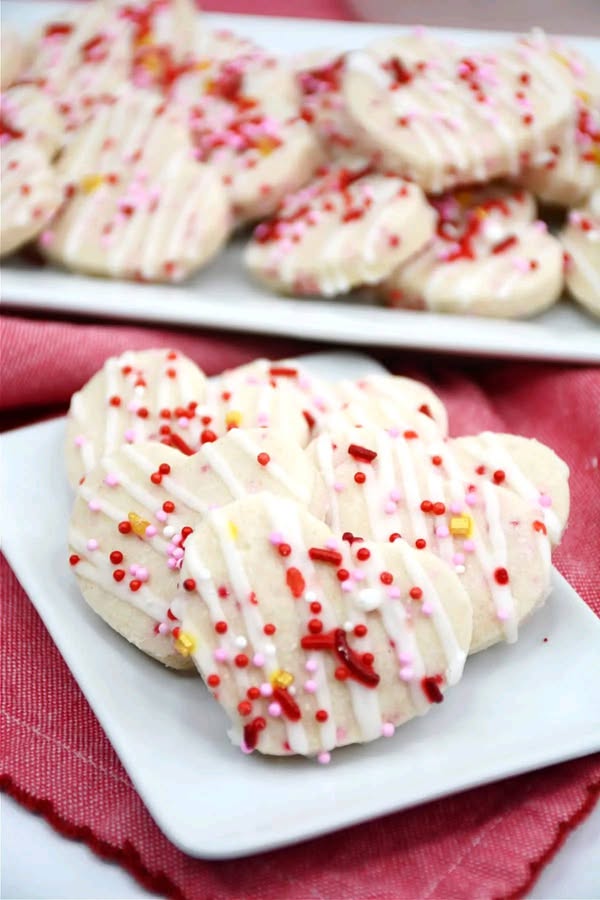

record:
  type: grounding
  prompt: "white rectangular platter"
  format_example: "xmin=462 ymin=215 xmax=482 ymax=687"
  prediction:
xmin=2 ymin=351 xmax=600 ymax=859
xmin=1 ymin=3 xmax=600 ymax=364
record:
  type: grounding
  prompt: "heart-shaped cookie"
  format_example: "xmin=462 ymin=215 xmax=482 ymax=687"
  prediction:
xmin=561 ymin=193 xmax=600 ymax=318
xmin=65 ymin=348 xmax=312 ymax=487
xmin=172 ymin=493 xmax=472 ymax=758
xmin=69 ymin=428 xmax=327 ymax=668
xmin=307 ymin=425 xmax=560 ymax=652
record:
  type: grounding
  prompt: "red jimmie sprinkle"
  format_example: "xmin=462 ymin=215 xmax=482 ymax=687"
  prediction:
xmin=348 ymin=443 xmax=378 ymax=463
xmin=286 ymin=567 xmax=305 ymax=598
xmin=533 ymin=520 xmax=547 ymax=535
xmin=492 ymin=234 xmax=518 ymax=255
xmin=301 ymin=628 xmax=380 ymax=688
xmin=421 ymin=675 xmax=444 ymax=703
xmin=272 ymin=687 xmax=302 ymax=721
xmin=243 ymin=716 xmax=266 ymax=751
xmin=269 ymin=366 xmax=298 ymax=377
xmin=303 ymin=409 xmax=316 ymax=429
xmin=309 ymin=547 xmax=343 ymax=566
xmin=164 ymin=432 xmax=195 ymax=456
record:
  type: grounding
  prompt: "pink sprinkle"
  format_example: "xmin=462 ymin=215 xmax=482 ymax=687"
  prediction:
xmin=155 ymin=509 xmax=168 ymax=522
xmin=124 ymin=429 xmax=137 ymax=443
xmin=381 ymin=722 xmax=395 ymax=738
xmin=145 ymin=525 xmax=157 ymax=537
xmin=167 ymin=558 xmax=178 ymax=570
xmin=157 ymin=622 xmax=169 ymax=635
xmin=259 ymin=682 xmax=273 ymax=697
xmin=86 ymin=538 xmax=99 ymax=551
xmin=496 ymin=608 xmax=510 ymax=622
xmin=334 ymin=482 xmax=345 ymax=493
xmin=533 ymin=219 xmax=547 ymax=233
xmin=268 ymin=702 xmax=282 ymax=717
xmin=252 ymin=653 xmax=265 ymax=667
xmin=214 ymin=648 xmax=228 ymax=662
xmin=463 ymin=539 xmax=476 ymax=552
xmin=388 ymin=426 xmax=400 ymax=438
xmin=399 ymin=666 xmax=414 ymax=681
xmin=130 ymin=564 xmax=139 ymax=576
xmin=539 ymin=494 xmax=552 ymax=508
xmin=450 ymin=501 xmax=463 ymax=514
xmin=304 ymin=679 xmax=317 ymax=693
xmin=398 ymin=652 xmax=412 ymax=664
xmin=465 ymin=493 xmax=477 ymax=507
xmin=513 ymin=256 xmax=530 ymax=274
xmin=257 ymin=412 xmax=270 ymax=426
xmin=305 ymin=659 xmax=318 ymax=673
xmin=389 ymin=489 xmax=401 ymax=502
xmin=104 ymin=473 xmax=119 ymax=487
xmin=241 ymin=742 xmax=253 ymax=755
xmin=452 ymin=552 xmax=465 ymax=565
xmin=172 ymin=547 xmax=184 ymax=560
xmin=136 ymin=567 xmax=149 ymax=582
xmin=74 ymin=435 xmax=86 ymax=447
xmin=88 ymin=499 xmax=101 ymax=512
xmin=341 ymin=581 xmax=354 ymax=593
xmin=421 ymin=601 xmax=434 ymax=616
xmin=385 ymin=501 xmax=397 ymax=515
xmin=435 ymin=525 xmax=450 ymax=538
xmin=172 ymin=534 xmax=182 ymax=546
xmin=177 ymin=417 xmax=189 ymax=429
xmin=325 ymin=537 xmax=339 ymax=550
xmin=388 ymin=586 xmax=401 ymax=599
xmin=126 ymin=401 xmax=138 ymax=413
xmin=317 ymin=751 xmax=331 ymax=765
xmin=269 ymin=531 xmax=283 ymax=545
xmin=39 ymin=230 xmax=54 ymax=248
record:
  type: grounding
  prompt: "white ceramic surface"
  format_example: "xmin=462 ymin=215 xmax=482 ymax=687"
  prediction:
xmin=1 ymin=4 xmax=599 ymax=363
xmin=2 ymin=351 xmax=600 ymax=859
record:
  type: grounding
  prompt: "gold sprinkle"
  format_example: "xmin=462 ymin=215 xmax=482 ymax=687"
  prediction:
xmin=270 ymin=669 xmax=294 ymax=689
xmin=81 ymin=174 xmax=104 ymax=194
xmin=174 ymin=632 xmax=196 ymax=657
xmin=195 ymin=59 xmax=211 ymax=71
xmin=225 ymin=410 xmax=242 ymax=427
xmin=474 ymin=206 xmax=488 ymax=220
xmin=128 ymin=511 xmax=151 ymax=537
xmin=256 ymin=136 xmax=278 ymax=157
xmin=575 ymin=89 xmax=591 ymax=104
xmin=227 ymin=520 xmax=238 ymax=541
xmin=450 ymin=515 xmax=473 ymax=538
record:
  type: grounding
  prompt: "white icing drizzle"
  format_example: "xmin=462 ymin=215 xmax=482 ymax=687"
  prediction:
xmin=121 ymin=445 xmax=207 ymax=512
xmin=314 ymin=434 xmax=341 ymax=533
xmin=477 ymin=480 xmax=518 ymax=642
xmin=200 ymin=441 xmax=247 ymax=499
xmin=229 ymin=430 xmax=310 ymax=504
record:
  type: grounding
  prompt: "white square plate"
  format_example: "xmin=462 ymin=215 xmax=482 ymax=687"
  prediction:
xmin=1 ymin=3 xmax=600 ymax=364
xmin=1 ymin=351 xmax=600 ymax=859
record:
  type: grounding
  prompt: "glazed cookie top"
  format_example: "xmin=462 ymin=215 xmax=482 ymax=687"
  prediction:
xmin=172 ymin=493 xmax=472 ymax=758
xmin=245 ymin=164 xmax=435 ymax=295
xmin=296 ymin=50 xmax=358 ymax=157
xmin=342 ymin=31 xmax=574 ymax=192
xmin=307 ymin=425 xmax=555 ymax=652
xmin=1 ymin=84 xmax=63 ymax=158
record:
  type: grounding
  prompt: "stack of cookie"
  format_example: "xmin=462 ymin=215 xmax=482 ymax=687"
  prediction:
xmin=2 ymin=2 xmax=598 ymax=317
xmin=67 ymin=349 xmax=570 ymax=760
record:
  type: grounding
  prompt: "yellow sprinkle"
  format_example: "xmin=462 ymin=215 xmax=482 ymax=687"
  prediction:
xmin=228 ymin=520 xmax=238 ymax=541
xmin=575 ymin=89 xmax=591 ymax=104
xmin=475 ymin=206 xmax=488 ymax=220
xmin=225 ymin=410 xmax=242 ymax=427
xmin=270 ymin=669 xmax=294 ymax=689
xmin=135 ymin=32 xmax=154 ymax=48
xmin=588 ymin=146 xmax=600 ymax=166
xmin=81 ymin=174 xmax=104 ymax=194
xmin=174 ymin=631 xmax=196 ymax=657
xmin=256 ymin=136 xmax=278 ymax=157
xmin=195 ymin=59 xmax=211 ymax=71
xmin=450 ymin=515 xmax=473 ymax=538
xmin=128 ymin=511 xmax=151 ymax=537
xmin=551 ymin=50 xmax=570 ymax=68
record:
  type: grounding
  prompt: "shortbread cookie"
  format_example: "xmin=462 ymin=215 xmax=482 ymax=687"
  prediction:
xmin=561 ymin=192 xmax=600 ymax=316
xmin=245 ymin=166 xmax=435 ymax=296
xmin=171 ymin=494 xmax=472 ymax=757
xmin=519 ymin=102 xmax=600 ymax=207
xmin=1 ymin=26 xmax=26 ymax=89
xmin=0 ymin=138 xmax=61 ymax=257
xmin=307 ymin=426 xmax=554 ymax=653
xmin=69 ymin=430 xmax=328 ymax=668
xmin=381 ymin=185 xmax=564 ymax=317
xmin=66 ymin=349 xmax=313 ymax=487
xmin=296 ymin=50 xmax=358 ymax=157
xmin=342 ymin=33 xmax=574 ymax=192
xmin=215 ymin=357 xmax=339 ymax=430
xmin=1 ymin=84 xmax=63 ymax=157
xmin=42 ymin=90 xmax=229 ymax=281
xmin=170 ymin=49 xmax=323 ymax=223
xmin=318 ymin=373 xmax=449 ymax=439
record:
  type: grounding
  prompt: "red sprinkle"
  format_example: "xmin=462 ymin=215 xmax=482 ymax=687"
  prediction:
xmin=493 ymin=470 xmax=506 ymax=484
xmin=238 ymin=700 xmax=253 ymax=717
xmin=159 ymin=463 xmax=171 ymax=475
xmin=389 ymin=533 xmax=402 ymax=542
xmin=433 ymin=502 xmax=446 ymax=516
xmin=269 ymin=366 xmax=298 ymax=377
xmin=278 ymin=543 xmax=291 ymax=557
xmin=207 ymin=674 xmax=220 ymax=688
xmin=215 ymin=621 xmax=228 ymax=634
xmin=235 ymin=654 xmax=249 ymax=668
xmin=309 ymin=547 xmax=343 ymax=566
xmin=129 ymin=579 xmax=141 ymax=592
xmin=533 ymin=520 xmax=547 ymax=535
xmin=273 ymin=687 xmax=302 ymax=721
xmin=492 ymin=234 xmax=518 ymax=255
xmin=380 ymin=572 xmax=393 ymax=585
xmin=404 ymin=430 xmax=418 ymax=440
xmin=183 ymin=578 xmax=196 ymax=592
xmin=315 ymin=709 xmax=329 ymax=722
xmin=494 ymin=567 xmax=510 ymax=585
xmin=286 ymin=567 xmax=305 ymax=598
xmin=109 ymin=395 xmax=121 ymax=407
xmin=150 ymin=472 xmax=162 ymax=485
xmin=421 ymin=675 xmax=444 ymax=703
xmin=348 ymin=443 xmax=377 ymax=463
xmin=354 ymin=472 xmax=366 ymax=484
xmin=257 ymin=452 xmax=270 ymax=466
xmin=336 ymin=568 xmax=350 ymax=582
xmin=69 ymin=554 xmax=80 ymax=566
xmin=109 ymin=550 xmax=123 ymax=565
xmin=420 ymin=500 xmax=433 ymax=513
xmin=356 ymin=547 xmax=371 ymax=561
xmin=415 ymin=539 xmax=427 ymax=549
xmin=308 ymin=618 xmax=323 ymax=634
xmin=163 ymin=500 xmax=175 ymax=513
xmin=263 ymin=623 xmax=276 ymax=635
xmin=118 ymin=521 xmax=132 ymax=534
xmin=113 ymin=569 xmax=125 ymax=582
xmin=201 ymin=429 xmax=217 ymax=444
xmin=354 ymin=624 xmax=368 ymax=637
xmin=409 ymin=587 xmax=423 ymax=600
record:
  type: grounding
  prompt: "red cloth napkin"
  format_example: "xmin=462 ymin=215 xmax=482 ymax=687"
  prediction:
xmin=1 ymin=313 xmax=599 ymax=900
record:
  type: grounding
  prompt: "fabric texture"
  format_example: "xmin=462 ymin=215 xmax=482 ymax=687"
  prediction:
xmin=1 ymin=312 xmax=599 ymax=900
